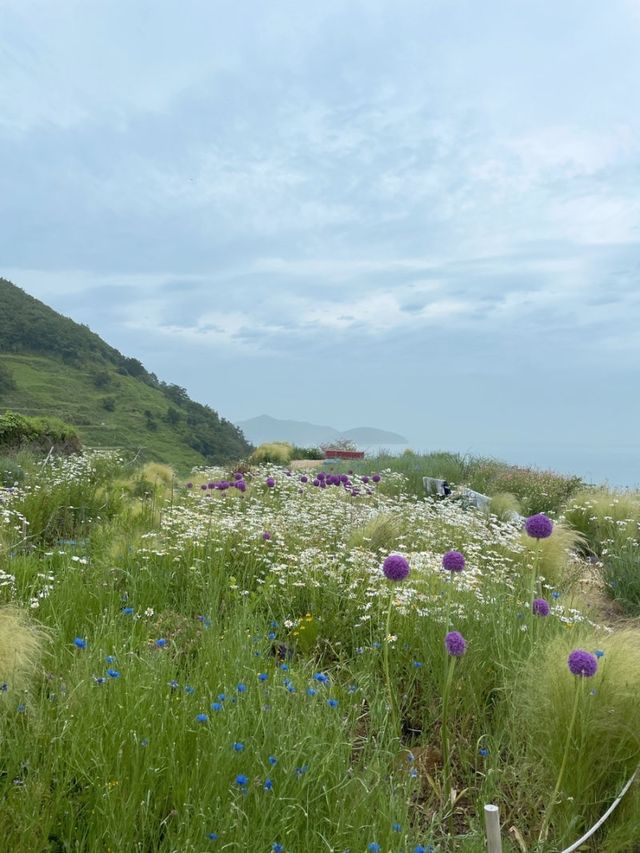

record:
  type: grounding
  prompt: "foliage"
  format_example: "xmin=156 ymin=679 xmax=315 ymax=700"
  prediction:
xmin=250 ymin=442 xmax=294 ymax=464
xmin=0 ymin=410 xmax=81 ymax=453
xmin=291 ymin=445 xmax=324 ymax=460
xmin=0 ymin=278 xmax=252 ymax=467
xmin=488 ymin=491 xmax=521 ymax=521
xmin=0 ymin=456 xmax=637 ymax=851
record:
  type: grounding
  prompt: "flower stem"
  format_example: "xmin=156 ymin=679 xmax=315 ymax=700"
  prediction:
xmin=383 ymin=594 xmax=398 ymax=732
xmin=441 ymin=655 xmax=457 ymax=823
xmin=528 ymin=539 xmax=541 ymax=640
xmin=539 ymin=680 xmax=582 ymax=843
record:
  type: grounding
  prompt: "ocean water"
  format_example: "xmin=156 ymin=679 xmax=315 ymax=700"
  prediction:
xmin=357 ymin=443 xmax=640 ymax=490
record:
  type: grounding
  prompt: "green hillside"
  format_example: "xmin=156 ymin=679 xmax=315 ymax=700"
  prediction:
xmin=0 ymin=277 xmax=251 ymax=469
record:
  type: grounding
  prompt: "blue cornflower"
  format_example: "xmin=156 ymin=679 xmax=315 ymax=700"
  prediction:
xmin=121 ymin=607 xmax=134 ymax=615
xmin=313 ymin=672 xmax=329 ymax=683
xmin=270 ymin=620 xmax=278 ymax=628
xmin=140 ymin=738 xmax=149 ymax=748
xmin=217 ymin=693 xmax=226 ymax=701
xmin=347 ymin=684 xmax=358 ymax=694
xmin=16 ymin=703 xmax=26 ymax=713
xmin=295 ymin=765 xmax=308 ymax=777
xmin=73 ymin=637 xmax=87 ymax=649
xmin=415 ymin=846 xmax=435 ymax=853
xmin=168 ymin=680 xmax=179 ymax=689
xmin=552 ymin=591 xmax=561 ymax=600
xmin=371 ymin=641 xmax=381 ymax=649
xmin=307 ymin=687 xmax=317 ymax=697
xmin=413 ymin=660 xmax=423 ymax=668
xmin=106 ymin=668 xmax=120 ymax=679
xmin=155 ymin=638 xmax=168 ymax=648
xmin=233 ymin=742 xmax=245 ymax=752
xmin=268 ymin=631 xmax=277 ymax=640
xmin=196 ymin=713 xmax=208 ymax=723
xmin=105 ymin=655 xmax=115 ymax=664
xmin=236 ymin=683 xmax=247 ymax=693
xmin=392 ymin=822 xmax=402 ymax=832
xmin=409 ymin=768 xmax=418 ymax=778
xmin=207 ymin=832 xmax=219 ymax=841
xmin=258 ymin=673 xmax=268 ymax=682
xmin=327 ymin=698 xmax=338 ymax=708
xmin=94 ymin=676 xmax=106 ymax=685
xmin=280 ymin=663 xmax=289 ymax=672
xmin=272 ymin=844 xmax=283 ymax=853
xmin=595 ymin=649 xmax=605 ymax=658
xmin=184 ymin=685 xmax=195 ymax=695
xmin=264 ymin=778 xmax=273 ymax=790
xmin=268 ymin=755 xmax=277 ymax=765
xmin=0 ymin=683 xmax=8 ymax=692
xmin=479 ymin=747 xmax=490 ymax=757
xmin=368 ymin=844 xmax=381 ymax=852
xmin=235 ymin=774 xmax=249 ymax=786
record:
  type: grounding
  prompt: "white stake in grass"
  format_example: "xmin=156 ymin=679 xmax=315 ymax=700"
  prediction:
xmin=484 ymin=804 xmax=502 ymax=853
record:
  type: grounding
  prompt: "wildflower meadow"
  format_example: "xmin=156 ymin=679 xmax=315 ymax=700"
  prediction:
xmin=1 ymin=452 xmax=640 ymax=852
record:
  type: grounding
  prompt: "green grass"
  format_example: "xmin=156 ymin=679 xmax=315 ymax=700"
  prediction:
xmin=0 ymin=455 xmax=638 ymax=851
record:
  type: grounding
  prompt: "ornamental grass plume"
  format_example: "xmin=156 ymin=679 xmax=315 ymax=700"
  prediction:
xmin=510 ymin=630 xmax=640 ymax=847
xmin=0 ymin=607 xmax=48 ymax=695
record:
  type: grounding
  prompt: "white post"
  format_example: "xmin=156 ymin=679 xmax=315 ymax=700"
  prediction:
xmin=484 ymin=804 xmax=502 ymax=853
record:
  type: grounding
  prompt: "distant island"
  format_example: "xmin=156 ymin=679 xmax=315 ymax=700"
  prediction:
xmin=237 ymin=414 xmax=408 ymax=447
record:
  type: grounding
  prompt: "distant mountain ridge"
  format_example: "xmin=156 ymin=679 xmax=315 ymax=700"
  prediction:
xmin=0 ymin=277 xmax=251 ymax=467
xmin=237 ymin=414 xmax=408 ymax=447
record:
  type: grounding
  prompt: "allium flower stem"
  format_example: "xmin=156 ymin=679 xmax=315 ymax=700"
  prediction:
xmin=383 ymin=596 xmax=398 ymax=732
xmin=528 ymin=539 xmax=541 ymax=639
xmin=441 ymin=655 xmax=457 ymax=828
xmin=539 ymin=680 xmax=582 ymax=843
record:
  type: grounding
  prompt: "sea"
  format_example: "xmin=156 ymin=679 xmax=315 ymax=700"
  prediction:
xmin=356 ymin=443 xmax=640 ymax=490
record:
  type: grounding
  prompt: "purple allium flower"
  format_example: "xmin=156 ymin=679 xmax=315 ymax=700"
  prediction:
xmin=361 ymin=475 xmax=369 ymax=484
xmin=568 ymin=649 xmax=598 ymax=677
xmin=372 ymin=474 xmax=381 ymax=483
xmin=237 ymin=480 xmax=246 ymax=492
xmin=200 ymin=484 xmax=208 ymax=491
xmin=317 ymin=471 xmax=326 ymax=481
xmin=312 ymin=478 xmax=320 ymax=487
xmin=265 ymin=477 xmax=275 ymax=488
xmin=186 ymin=482 xmax=193 ymax=489
xmin=382 ymin=554 xmax=410 ymax=581
xmin=340 ymin=474 xmax=348 ymax=483
xmin=442 ymin=550 xmax=465 ymax=572
xmin=445 ymin=631 xmax=467 ymax=657
xmin=234 ymin=472 xmax=243 ymax=480
xmin=525 ymin=513 xmax=554 ymax=539
xmin=532 ymin=598 xmax=550 ymax=617
xmin=207 ymin=482 xmax=215 ymax=490
xmin=262 ymin=531 xmax=271 ymax=541
xmin=300 ymin=475 xmax=308 ymax=483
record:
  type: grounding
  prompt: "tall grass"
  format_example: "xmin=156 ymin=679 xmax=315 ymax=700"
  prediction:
xmin=0 ymin=453 xmax=637 ymax=850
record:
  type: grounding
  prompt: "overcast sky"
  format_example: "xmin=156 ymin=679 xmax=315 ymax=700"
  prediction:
xmin=1 ymin=0 xmax=639 ymax=482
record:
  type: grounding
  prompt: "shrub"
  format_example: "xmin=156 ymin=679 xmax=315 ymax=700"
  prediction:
xmin=348 ymin=513 xmax=405 ymax=552
xmin=507 ymin=629 xmax=640 ymax=845
xmin=488 ymin=491 xmax=521 ymax=522
xmin=0 ymin=607 xmax=48 ymax=694
xmin=250 ymin=443 xmax=294 ymax=464
xmin=0 ymin=411 xmax=81 ymax=454
xmin=291 ymin=445 xmax=324 ymax=460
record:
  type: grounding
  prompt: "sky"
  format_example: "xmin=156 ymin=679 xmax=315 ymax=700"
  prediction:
xmin=1 ymin=0 xmax=639 ymax=484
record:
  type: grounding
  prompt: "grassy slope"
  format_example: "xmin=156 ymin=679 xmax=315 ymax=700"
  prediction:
xmin=0 ymin=354 xmax=205 ymax=471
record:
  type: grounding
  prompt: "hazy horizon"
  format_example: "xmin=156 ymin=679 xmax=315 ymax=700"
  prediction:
xmin=2 ymin=0 xmax=639 ymax=485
